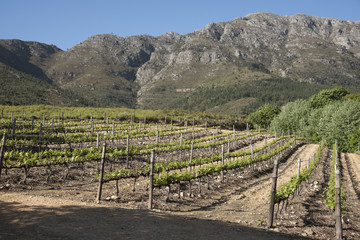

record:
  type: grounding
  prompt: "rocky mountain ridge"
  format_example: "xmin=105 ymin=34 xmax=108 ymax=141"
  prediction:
xmin=1 ymin=13 xmax=360 ymax=113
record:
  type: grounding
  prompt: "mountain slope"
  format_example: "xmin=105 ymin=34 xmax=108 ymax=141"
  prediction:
xmin=135 ymin=13 xmax=360 ymax=111
xmin=0 ymin=62 xmax=87 ymax=106
xmin=0 ymin=13 xmax=359 ymax=113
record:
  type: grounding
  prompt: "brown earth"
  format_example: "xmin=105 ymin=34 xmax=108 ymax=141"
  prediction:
xmin=1 ymin=145 xmax=360 ymax=240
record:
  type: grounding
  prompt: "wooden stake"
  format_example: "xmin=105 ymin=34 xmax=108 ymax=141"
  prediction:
xmin=297 ymin=158 xmax=301 ymax=194
xmin=221 ymin=144 xmax=224 ymax=182
xmin=307 ymin=157 xmax=310 ymax=169
xmin=227 ymin=139 xmax=230 ymax=162
xmin=126 ymin=135 xmax=130 ymax=168
xmin=91 ymin=119 xmax=94 ymax=135
xmin=335 ymin=168 xmax=343 ymax=240
xmin=12 ymin=118 xmax=16 ymax=135
xmin=148 ymin=150 xmax=155 ymax=209
xmin=96 ymin=133 xmax=100 ymax=150
xmin=267 ymin=160 xmax=279 ymax=228
xmin=0 ymin=133 xmax=7 ymax=178
xmin=112 ymin=122 xmax=115 ymax=137
xmin=190 ymin=142 xmax=194 ymax=171
xmin=39 ymin=123 xmax=42 ymax=148
xmin=250 ymin=142 xmax=254 ymax=159
xmin=96 ymin=143 xmax=106 ymax=203
xmin=233 ymin=125 xmax=235 ymax=140
xmin=313 ymin=153 xmax=316 ymax=163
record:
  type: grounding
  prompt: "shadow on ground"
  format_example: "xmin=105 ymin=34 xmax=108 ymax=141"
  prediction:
xmin=0 ymin=200 xmax=312 ymax=240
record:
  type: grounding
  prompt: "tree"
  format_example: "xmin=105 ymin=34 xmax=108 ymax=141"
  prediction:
xmin=309 ymin=86 xmax=349 ymax=108
xmin=316 ymin=100 xmax=360 ymax=152
xmin=270 ymin=99 xmax=311 ymax=134
xmin=248 ymin=104 xmax=280 ymax=127
xmin=345 ymin=93 xmax=360 ymax=101
xmin=348 ymin=128 xmax=360 ymax=152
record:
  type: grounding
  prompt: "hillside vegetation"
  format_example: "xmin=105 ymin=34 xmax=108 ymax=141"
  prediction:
xmin=1 ymin=13 xmax=360 ymax=114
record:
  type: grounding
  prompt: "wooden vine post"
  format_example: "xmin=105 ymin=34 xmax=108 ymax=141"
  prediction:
xmin=335 ymin=167 xmax=342 ymax=240
xmin=12 ymin=118 xmax=16 ymax=135
xmin=96 ymin=133 xmax=100 ymax=150
xmin=267 ymin=160 xmax=279 ymax=228
xmin=180 ymin=133 xmax=183 ymax=160
xmin=190 ymin=142 xmax=194 ymax=172
xmin=250 ymin=142 xmax=254 ymax=159
xmin=148 ymin=149 xmax=155 ymax=209
xmin=39 ymin=123 xmax=42 ymax=151
xmin=297 ymin=158 xmax=301 ymax=194
xmin=0 ymin=133 xmax=7 ymax=178
xmin=334 ymin=139 xmax=342 ymax=240
xmin=91 ymin=119 xmax=94 ymax=135
xmin=112 ymin=122 xmax=115 ymax=137
xmin=221 ymin=144 xmax=225 ymax=182
xmin=313 ymin=153 xmax=316 ymax=163
xmin=126 ymin=135 xmax=130 ymax=168
xmin=307 ymin=158 xmax=310 ymax=169
xmin=227 ymin=139 xmax=230 ymax=161
xmin=233 ymin=125 xmax=236 ymax=140
xmin=96 ymin=143 xmax=106 ymax=203
xmin=265 ymin=135 xmax=267 ymax=145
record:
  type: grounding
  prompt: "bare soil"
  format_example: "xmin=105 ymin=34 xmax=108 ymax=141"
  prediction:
xmin=1 ymin=145 xmax=360 ymax=240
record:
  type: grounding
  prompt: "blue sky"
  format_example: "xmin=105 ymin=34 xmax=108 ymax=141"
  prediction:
xmin=1 ymin=0 xmax=359 ymax=50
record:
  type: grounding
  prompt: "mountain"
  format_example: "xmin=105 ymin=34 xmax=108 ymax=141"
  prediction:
xmin=0 ymin=40 xmax=88 ymax=106
xmin=1 ymin=13 xmax=360 ymax=113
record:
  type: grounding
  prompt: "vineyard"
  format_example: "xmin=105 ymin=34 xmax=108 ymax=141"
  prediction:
xmin=1 ymin=107 xmax=360 ymax=240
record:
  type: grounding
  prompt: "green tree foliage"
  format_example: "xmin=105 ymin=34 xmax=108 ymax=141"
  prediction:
xmin=270 ymin=100 xmax=311 ymax=134
xmin=315 ymin=100 xmax=360 ymax=152
xmin=270 ymin=87 xmax=360 ymax=152
xmin=345 ymin=93 xmax=360 ymax=101
xmin=169 ymin=77 xmax=329 ymax=114
xmin=309 ymin=86 xmax=349 ymax=108
xmin=348 ymin=128 xmax=360 ymax=152
xmin=248 ymin=104 xmax=280 ymax=127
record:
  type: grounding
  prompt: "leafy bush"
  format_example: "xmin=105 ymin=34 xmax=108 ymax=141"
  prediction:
xmin=347 ymin=128 xmax=360 ymax=152
xmin=316 ymin=100 xmax=360 ymax=152
xmin=270 ymin=99 xmax=311 ymax=134
xmin=309 ymin=86 xmax=349 ymax=108
xmin=248 ymin=104 xmax=280 ymax=127
xmin=344 ymin=93 xmax=360 ymax=101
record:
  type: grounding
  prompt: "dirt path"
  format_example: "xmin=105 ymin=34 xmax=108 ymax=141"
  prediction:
xmin=340 ymin=153 xmax=360 ymax=239
xmin=167 ymin=144 xmax=319 ymax=227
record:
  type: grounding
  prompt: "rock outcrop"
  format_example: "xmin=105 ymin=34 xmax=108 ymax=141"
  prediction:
xmin=1 ymin=13 xmax=359 ymax=111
